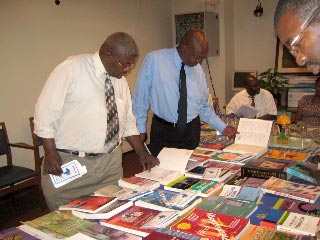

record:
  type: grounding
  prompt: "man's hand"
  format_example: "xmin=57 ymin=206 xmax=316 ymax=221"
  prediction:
xmin=222 ymin=126 xmax=238 ymax=137
xmin=138 ymin=151 xmax=160 ymax=171
xmin=44 ymin=150 xmax=63 ymax=175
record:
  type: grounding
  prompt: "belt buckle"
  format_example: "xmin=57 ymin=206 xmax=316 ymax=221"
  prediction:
xmin=173 ymin=123 xmax=177 ymax=127
xmin=78 ymin=151 xmax=86 ymax=158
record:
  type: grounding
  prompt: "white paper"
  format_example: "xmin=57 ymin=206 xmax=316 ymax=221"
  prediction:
xmin=50 ymin=160 xmax=87 ymax=188
xmin=157 ymin=147 xmax=193 ymax=173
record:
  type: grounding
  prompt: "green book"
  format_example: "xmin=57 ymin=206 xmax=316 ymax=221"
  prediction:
xmin=196 ymin=195 xmax=257 ymax=218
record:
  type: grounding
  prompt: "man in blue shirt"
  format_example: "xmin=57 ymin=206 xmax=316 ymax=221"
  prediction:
xmin=132 ymin=29 xmax=237 ymax=156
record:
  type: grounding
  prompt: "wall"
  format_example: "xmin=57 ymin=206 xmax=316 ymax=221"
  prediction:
xmin=233 ymin=0 xmax=278 ymax=87
xmin=0 ymin=0 xmax=172 ymax=168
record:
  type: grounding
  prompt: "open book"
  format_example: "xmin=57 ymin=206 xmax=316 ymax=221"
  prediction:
xmin=223 ymin=118 xmax=273 ymax=157
xmin=135 ymin=147 xmax=193 ymax=185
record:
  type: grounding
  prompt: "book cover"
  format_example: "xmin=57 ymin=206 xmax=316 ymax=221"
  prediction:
xmin=264 ymin=149 xmax=310 ymax=162
xmin=189 ymin=179 xmax=224 ymax=197
xmin=188 ymin=154 xmax=211 ymax=163
xmin=285 ymin=162 xmax=319 ymax=185
xmin=241 ymin=157 xmax=289 ymax=180
xmin=205 ymin=161 xmax=242 ymax=174
xmin=185 ymin=160 xmax=203 ymax=172
xmin=235 ymin=186 xmax=262 ymax=202
xmin=170 ymin=208 xmax=250 ymax=239
xmin=273 ymin=197 xmax=320 ymax=217
xmin=59 ymin=195 xmax=117 ymax=213
xmin=260 ymin=209 xmax=285 ymax=229
xmin=164 ymin=176 xmax=201 ymax=192
xmin=118 ymin=176 xmax=160 ymax=190
xmin=144 ymin=228 xmax=201 ymax=240
xmin=210 ymin=152 xmax=254 ymax=165
xmin=135 ymin=167 xmax=183 ymax=185
xmin=260 ymin=177 xmax=320 ymax=203
xmin=242 ymin=177 xmax=267 ymax=188
xmin=219 ymin=185 xmax=242 ymax=198
xmin=71 ymin=199 xmax=133 ymax=219
xmin=0 ymin=227 xmax=40 ymax=240
xmin=196 ymin=196 xmax=257 ymax=218
xmin=22 ymin=211 xmax=95 ymax=238
xmin=94 ymin=184 xmax=124 ymax=197
xmin=185 ymin=165 xmax=232 ymax=182
xmin=277 ymin=211 xmax=320 ymax=236
xmin=135 ymin=189 xmax=202 ymax=215
xmin=197 ymin=143 xmax=225 ymax=150
xmin=141 ymin=211 xmax=179 ymax=229
xmin=115 ymin=186 xmax=153 ymax=201
xmin=100 ymin=205 xmax=161 ymax=237
xmin=193 ymin=148 xmax=217 ymax=157
xmin=78 ymin=223 xmax=142 ymax=240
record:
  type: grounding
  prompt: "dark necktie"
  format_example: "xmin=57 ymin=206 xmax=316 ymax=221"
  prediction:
xmin=250 ymin=95 xmax=255 ymax=107
xmin=105 ymin=75 xmax=119 ymax=153
xmin=177 ymin=62 xmax=187 ymax=132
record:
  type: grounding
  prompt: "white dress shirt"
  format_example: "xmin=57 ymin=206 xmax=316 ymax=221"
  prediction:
xmin=34 ymin=52 xmax=139 ymax=153
xmin=226 ymin=88 xmax=277 ymax=118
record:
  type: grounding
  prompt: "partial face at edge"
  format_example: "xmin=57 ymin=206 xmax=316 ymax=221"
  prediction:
xmin=277 ymin=11 xmax=320 ymax=74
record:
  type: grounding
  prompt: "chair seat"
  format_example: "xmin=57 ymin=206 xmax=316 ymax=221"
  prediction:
xmin=0 ymin=165 xmax=38 ymax=189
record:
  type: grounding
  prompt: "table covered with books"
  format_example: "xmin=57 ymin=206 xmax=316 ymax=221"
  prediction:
xmin=2 ymin=119 xmax=320 ymax=240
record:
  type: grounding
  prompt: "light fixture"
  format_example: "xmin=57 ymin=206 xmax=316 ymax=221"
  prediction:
xmin=254 ymin=0 xmax=263 ymax=17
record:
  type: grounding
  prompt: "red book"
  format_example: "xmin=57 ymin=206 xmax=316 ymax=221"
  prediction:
xmin=170 ymin=208 xmax=250 ymax=240
xmin=100 ymin=205 xmax=160 ymax=237
xmin=59 ymin=195 xmax=117 ymax=213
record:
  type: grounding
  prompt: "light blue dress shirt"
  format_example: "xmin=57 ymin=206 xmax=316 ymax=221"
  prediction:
xmin=132 ymin=47 xmax=226 ymax=133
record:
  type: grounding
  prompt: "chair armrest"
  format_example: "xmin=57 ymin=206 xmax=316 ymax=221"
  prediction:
xmin=10 ymin=142 xmax=37 ymax=150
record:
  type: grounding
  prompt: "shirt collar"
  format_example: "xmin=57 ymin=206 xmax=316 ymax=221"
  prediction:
xmin=93 ymin=51 xmax=108 ymax=79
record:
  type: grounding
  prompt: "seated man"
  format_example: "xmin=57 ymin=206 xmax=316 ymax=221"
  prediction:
xmin=226 ymin=75 xmax=277 ymax=120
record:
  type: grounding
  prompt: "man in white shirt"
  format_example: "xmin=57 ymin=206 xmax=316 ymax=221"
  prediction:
xmin=34 ymin=32 xmax=159 ymax=210
xmin=226 ymin=75 xmax=277 ymax=120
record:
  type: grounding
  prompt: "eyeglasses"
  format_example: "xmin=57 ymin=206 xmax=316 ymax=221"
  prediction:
xmin=287 ymin=6 xmax=320 ymax=56
xmin=111 ymin=55 xmax=135 ymax=70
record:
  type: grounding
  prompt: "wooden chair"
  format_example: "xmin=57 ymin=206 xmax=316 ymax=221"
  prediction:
xmin=0 ymin=121 xmax=46 ymax=209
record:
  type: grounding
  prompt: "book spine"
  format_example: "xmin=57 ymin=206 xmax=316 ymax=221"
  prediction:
xmin=285 ymin=168 xmax=318 ymax=185
xmin=241 ymin=167 xmax=287 ymax=180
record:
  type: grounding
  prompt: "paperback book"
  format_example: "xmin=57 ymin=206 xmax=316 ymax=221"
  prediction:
xmin=260 ymin=177 xmax=320 ymax=203
xmin=285 ymin=162 xmax=319 ymax=185
xmin=164 ymin=176 xmax=201 ymax=192
xmin=143 ymin=228 xmax=201 ymax=240
xmin=204 ymin=161 xmax=242 ymax=174
xmin=118 ymin=176 xmax=160 ymax=190
xmin=170 ymin=208 xmax=250 ymax=239
xmin=71 ymin=199 xmax=133 ymax=219
xmin=264 ymin=149 xmax=310 ymax=162
xmin=185 ymin=165 xmax=232 ymax=182
xmin=58 ymin=195 xmax=117 ymax=213
xmin=210 ymin=152 xmax=255 ymax=165
xmin=0 ymin=227 xmax=40 ymax=240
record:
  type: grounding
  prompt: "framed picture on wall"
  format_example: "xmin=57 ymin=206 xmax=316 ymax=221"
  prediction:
xmin=275 ymin=37 xmax=310 ymax=73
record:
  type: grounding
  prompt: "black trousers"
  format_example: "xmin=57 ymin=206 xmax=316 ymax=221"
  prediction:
xmin=149 ymin=115 xmax=200 ymax=157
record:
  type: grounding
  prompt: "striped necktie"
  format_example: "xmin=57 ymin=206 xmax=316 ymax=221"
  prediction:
xmin=105 ymin=75 xmax=119 ymax=153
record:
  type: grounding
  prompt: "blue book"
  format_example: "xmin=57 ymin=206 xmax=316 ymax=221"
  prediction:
xmin=236 ymin=186 xmax=261 ymax=202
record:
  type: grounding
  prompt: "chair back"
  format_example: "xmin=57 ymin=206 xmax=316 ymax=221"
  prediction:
xmin=0 ymin=122 xmax=13 ymax=165
xmin=29 ymin=117 xmax=43 ymax=173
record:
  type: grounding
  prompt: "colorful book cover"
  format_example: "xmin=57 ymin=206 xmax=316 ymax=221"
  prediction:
xmin=197 ymin=196 xmax=257 ymax=218
xmin=118 ymin=176 xmax=160 ymax=190
xmin=242 ymin=177 xmax=267 ymax=188
xmin=22 ymin=211 xmax=95 ymax=238
xmin=78 ymin=223 xmax=142 ymax=240
xmin=210 ymin=152 xmax=254 ymax=164
xmin=193 ymin=148 xmax=217 ymax=156
xmin=189 ymin=179 xmax=224 ymax=197
xmin=241 ymin=157 xmax=289 ymax=180
xmin=72 ymin=199 xmax=133 ymax=219
xmin=100 ymin=205 xmax=161 ymax=237
xmin=264 ymin=149 xmax=310 ymax=162
xmin=273 ymin=197 xmax=320 ymax=217
xmin=260 ymin=209 xmax=285 ymax=229
xmin=165 ymin=176 xmax=201 ymax=192
xmin=205 ymin=161 xmax=242 ymax=174
xmin=235 ymin=186 xmax=261 ymax=202
xmin=144 ymin=228 xmax=201 ymax=240
xmin=0 ymin=227 xmax=40 ymax=240
xmin=189 ymin=154 xmax=211 ymax=163
xmin=198 ymin=143 xmax=225 ymax=150
xmin=260 ymin=177 xmax=320 ymax=203
xmin=59 ymin=195 xmax=117 ymax=213
xmin=285 ymin=162 xmax=319 ymax=185
xmin=170 ymin=208 xmax=250 ymax=239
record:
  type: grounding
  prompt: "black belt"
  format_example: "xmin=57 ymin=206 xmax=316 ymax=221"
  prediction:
xmin=57 ymin=149 xmax=102 ymax=157
xmin=153 ymin=114 xmax=178 ymax=127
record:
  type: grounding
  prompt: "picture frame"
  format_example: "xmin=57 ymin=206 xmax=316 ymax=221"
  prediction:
xmin=275 ymin=37 xmax=310 ymax=73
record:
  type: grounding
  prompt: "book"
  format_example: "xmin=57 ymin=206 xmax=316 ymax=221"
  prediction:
xmin=94 ymin=184 xmax=124 ymax=197
xmin=118 ymin=176 xmax=160 ymax=190
xmin=140 ymin=211 xmax=179 ymax=229
xmin=197 ymin=143 xmax=225 ymax=150
xmin=164 ymin=176 xmax=201 ymax=192
xmin=143 ymin=228 xmax=201 ymax=240
xmin=135 ymin=189 xmax=202 ymax=216
xmin=240 ymin=224 xmax=317 ymax=240
xmin=223 ymin=118 xmax=273 ymax=157
xmin=241 ymin=157 xmax=290 ymax=180
xmin=196 ymin=195 xmax=257 ymax=218
xmin=264 ymin=149 xmax=310 ymax=162
xmin=100 ymin=206 xmax=164 ymax=237
xmin=115 ymin=186 xmax=154 ymax=201
xmin=189 ymin=179 xmax=224 ymax=197
xmin=260 ymin=177 xmax=320 ymax=203
xmin=135 ymin=147 xmax=193 ymax=185
xmin=285 ymin=162 xmax=319 ymax=185
xmin=193 ymin=148 xmax=217 ymax=157
xmin=77 ymin=223 xmax=142 ymax=240
xmin=260 ymin=208 xmax=285 ymax=229
xmin=210 ymin=152 xmax=255 ymax=165
xmin=185 ymin=165 xmax=232 ymax=182
xmin=170 ymin=208 xmax=250 ymax=239
xmin=235 ymin=186 xmax=262 ymax=202
xmin=21 ymin=211 xmax=95 ymax=239
xmin=242 ymin=177 xmax=267 ymax=188
xmin=188 ymin=153 xmax=211 ymax=163
xmin=71 ymin=199 xmax=133 ymax=219
xmin=277 ymin=211 xmax=320 ymax=236
xmin=0 ymin=227 xmax=40 ymax=240
xmin=204 ymin=161 xmax=242 ymax=175
xmin=185 ymin=160 xmax=203 ymax=172
xmin=58 ymin=195 xmax=117 ymax=213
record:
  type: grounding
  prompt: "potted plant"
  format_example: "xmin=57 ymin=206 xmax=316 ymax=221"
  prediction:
xmin=257 ymin=67 xmax=288 ymax=106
